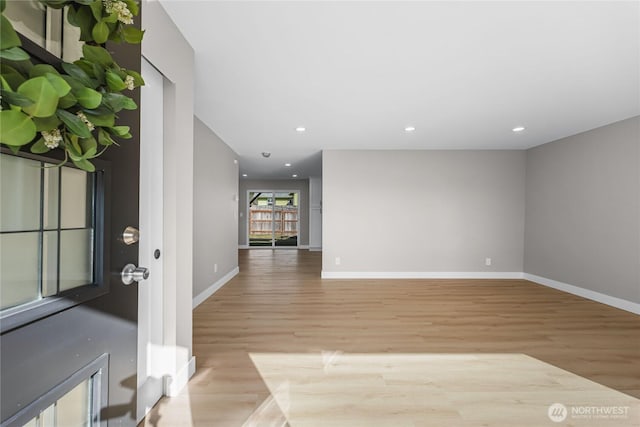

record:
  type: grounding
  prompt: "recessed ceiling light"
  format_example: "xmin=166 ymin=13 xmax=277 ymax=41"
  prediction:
xmin=405 ymin=126 xmax=416 ymax=132
xmin=512 ymin=126 xmax=525 ymax=132
xmin=242 ymin=174 xmax=247 ymax=177
xmin=284 ymin=163 xmax=291 ymax=167
xmin=295 ymin=127 xmax=306 ymax=132
xmin=261 ymin=152 xmax=271 ymax=158
xmin=292 ymin=174 xmax=298 ymax=178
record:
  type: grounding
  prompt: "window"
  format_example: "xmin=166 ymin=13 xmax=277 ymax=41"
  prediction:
xmin=3 ymin=0 xmax=83 ymax=61
xmin=248 ymin=191 xmax=299 ymax=247
xmin=2 ymin=354 xmax=108 ymax=427
xmin=0 ymin=153 xmax=107 ymax=332
xmin=22 ymin=378 xmax=93 ymax=427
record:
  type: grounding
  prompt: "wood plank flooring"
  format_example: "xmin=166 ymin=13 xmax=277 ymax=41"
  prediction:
xmin=141 ymin=249 xmax=640 ymax=426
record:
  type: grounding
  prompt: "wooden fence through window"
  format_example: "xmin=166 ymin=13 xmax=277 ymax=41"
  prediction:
xmin=249 ymin=206 xmax=298 ymax=237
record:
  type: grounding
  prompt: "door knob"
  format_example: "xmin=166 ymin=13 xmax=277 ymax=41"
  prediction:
xmin=121 ymin=264 xmax=149 ymax=285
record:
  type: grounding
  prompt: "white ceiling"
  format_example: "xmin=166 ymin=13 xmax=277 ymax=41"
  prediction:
xmin=159 ymin=1 xmax=640 ymax=179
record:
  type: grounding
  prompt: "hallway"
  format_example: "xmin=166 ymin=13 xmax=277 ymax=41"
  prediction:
xmin=143 ymin=250 xmax=640 ymax=426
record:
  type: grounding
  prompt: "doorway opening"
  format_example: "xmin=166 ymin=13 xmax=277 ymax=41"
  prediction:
xmin=248 ymin=191 xmax=299 ymax=247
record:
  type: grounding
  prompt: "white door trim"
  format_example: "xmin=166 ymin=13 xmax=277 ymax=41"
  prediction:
xmin=137 ymin=57 xmax=166 ymax=422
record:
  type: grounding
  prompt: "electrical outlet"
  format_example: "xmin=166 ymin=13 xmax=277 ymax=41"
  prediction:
xmin=214 ymin=263 xmax=218 ymax=273
xmin=485 ymin=258 xmax=492 ymax=266
xmin=335 ymin=257 xmax=341 ymax=266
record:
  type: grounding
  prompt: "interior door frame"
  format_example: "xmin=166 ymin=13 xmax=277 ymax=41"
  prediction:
xmin=136 ymin=56 xmax=166 ymax=423
xmin=246 ymin=189 xmax=300 ymax=249
xmin=138 ymin=0 xmax=197 ymax=407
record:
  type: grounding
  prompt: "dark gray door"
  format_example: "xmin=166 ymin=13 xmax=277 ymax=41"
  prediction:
xmin=0 ymin=38 xmax=142 ymax=426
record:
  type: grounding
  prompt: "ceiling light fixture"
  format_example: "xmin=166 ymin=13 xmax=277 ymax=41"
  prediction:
xmin=292 ymin=174 xmax=298 ymax=178
xmin=261 ymin=152 xmax=271 ymax=158
xmin=295 ymin=127 xmax=306 ymax=132
xmin=512 ymin=126 xmax=525 ymax=132
xmin=284 ymin=163 xmax=291 ymax=167
xmin=404 ymin=126 xmax=416 ymax=132
xmin=242 ymin=174 xmax=247 ymax=177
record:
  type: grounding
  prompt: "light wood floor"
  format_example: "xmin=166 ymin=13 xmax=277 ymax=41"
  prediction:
xmin=142 ymin=249 xmax=640 ymax=426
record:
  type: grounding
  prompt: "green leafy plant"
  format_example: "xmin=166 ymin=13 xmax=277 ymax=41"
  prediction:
xmin=0 ymin=0 xmax=144 ymax=171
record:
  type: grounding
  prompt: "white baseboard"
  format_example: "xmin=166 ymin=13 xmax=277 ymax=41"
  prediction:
xmin=321 ymin=271 xmax=525 ymax=279
xmin=298 ymin=245 xmax=309 ymax=249
xmin=320 ymin=270 xmax=639 ymax=314
xmin=238 ymin=245 xmax=249 ymax=249
xmin=309 ymin=247 xmax=322 ymax=252
xmin=163 ymin=356 xmax=196 ymax=397
xmin=192 ymin=267 xmax=239 ymax=308
xmin=523 ymin=273 xmax=640 ymax=315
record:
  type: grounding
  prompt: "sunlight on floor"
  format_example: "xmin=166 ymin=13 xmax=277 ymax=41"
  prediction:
xmin=139 ymin=382 xmax=194 ymax=427
xmin=247 ymin=352 xmax=640 ymax=426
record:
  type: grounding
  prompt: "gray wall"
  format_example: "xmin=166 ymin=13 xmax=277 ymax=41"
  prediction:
xmin=193 ymin=118 xmax=239 ymax=299
xmin=239 ymin=179 xmax=310 ymax=246
xmin=524 ymin=116 xmax=640 ymax=303
xmin=322 ymin=150 xmax=526 ymax=274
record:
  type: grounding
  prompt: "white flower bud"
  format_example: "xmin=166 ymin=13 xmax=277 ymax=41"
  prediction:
xmin=42 ymin=129 xmax=62 ymax=149
xmin=125 ymin=75 xmax=135 ymax=90
xmin=76 ymin=112 xmax=95 ymax=131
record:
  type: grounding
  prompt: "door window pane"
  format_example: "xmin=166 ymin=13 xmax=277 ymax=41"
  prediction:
xmin=20 ymin=377 xmax=92 ymax=427
xmin=60 ymin=229 xmax=93 ymax=291
xmin=1 ymin=155 xmax=41 ymax=232
xmin=0 ymin=232 xmax=40 ymax=310
xmin=42 ymin=231 xmax=58 ymax=297
xmin=249 ymin=192 xmax=274 ymax=246
xmin=62 ymin=8 xmax=83 ymax=62
xmin=3 ymin=0 xmax=46 ymax=49
xmin=39 ymin=404 xmax=55 ymax=426
xmin=43 ymin=166 xmax=60 ymax=230
xmin=4 ymin=0 xmax=75 ymax=59
xmin=56 ymin=379 xmax=90 ymax=427
xmin=274 ymin=193 xmax=298 ymax=247
xmin=61 ymin=167 xmax=92 ymax=229
xmin=0 ymin=153 xmax=98 ymax=312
